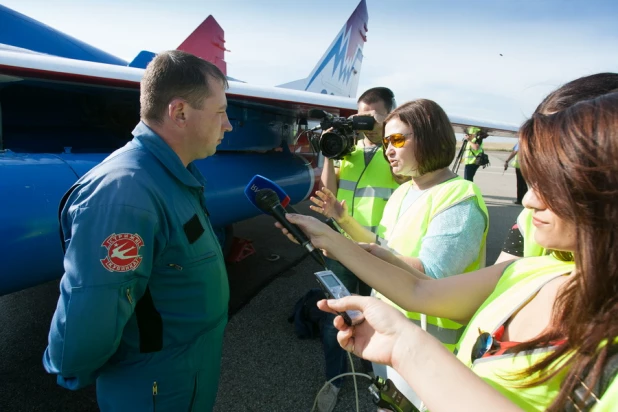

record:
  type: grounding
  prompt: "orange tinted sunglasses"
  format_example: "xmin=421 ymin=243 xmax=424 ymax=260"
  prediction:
xmin=383 ymin=133 xmax=412 ymax=149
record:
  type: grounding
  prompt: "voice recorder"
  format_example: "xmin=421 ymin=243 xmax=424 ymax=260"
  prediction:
xmin=314 ymin=270 xmax=364 ymax=326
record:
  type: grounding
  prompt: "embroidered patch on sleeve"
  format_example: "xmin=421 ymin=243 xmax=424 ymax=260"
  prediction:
xmin=100 ymin=233 xmax=144 ymax=272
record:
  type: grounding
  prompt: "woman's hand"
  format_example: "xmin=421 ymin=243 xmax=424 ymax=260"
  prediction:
xmin=309 ymin=187 xmax=348 ymax=222
xmin=274 ymin=213 xmax=338 ymax=252
xmin=317 ymin=296 xmax=415 ymax=367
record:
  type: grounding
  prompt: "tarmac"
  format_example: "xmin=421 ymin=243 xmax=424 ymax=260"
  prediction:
xmin=0 ymin=151 xmax=523 ymax=412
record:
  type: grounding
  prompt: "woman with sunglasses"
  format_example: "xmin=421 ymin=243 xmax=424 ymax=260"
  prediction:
xmin=282 ymin=92 xmax=618 ymax=410
xmin=307 ymin=99 xmax=489 ymax=408
xmin=309 ymin=99 xmax=488 ymax=349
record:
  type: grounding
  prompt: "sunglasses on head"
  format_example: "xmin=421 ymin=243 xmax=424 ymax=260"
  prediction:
xmin=382 ymin=133 xmax=412 ymax=149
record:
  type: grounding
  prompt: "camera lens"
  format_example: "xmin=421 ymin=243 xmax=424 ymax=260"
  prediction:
xmin=321 ymin=131 xmax=347 ymax=159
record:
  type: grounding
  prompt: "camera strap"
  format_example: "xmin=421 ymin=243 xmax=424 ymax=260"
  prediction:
xmin=363 ymin=143 xmax=380 ymax=166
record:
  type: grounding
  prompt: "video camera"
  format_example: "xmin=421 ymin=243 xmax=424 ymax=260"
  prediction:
xmin=308 ymin=109 xmax=375 ymax=160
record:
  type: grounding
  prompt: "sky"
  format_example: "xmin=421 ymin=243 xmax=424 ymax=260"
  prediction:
xmin=3 ymin=0 xmax=618 ymax=140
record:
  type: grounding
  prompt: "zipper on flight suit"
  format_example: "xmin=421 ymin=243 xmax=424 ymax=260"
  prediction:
xmin=152 ymin=381 xmax=158 ymax=412
xmin=125 ymin=288 xmax=133 ymax=304
xmin=167 ymin=263 xmax=183 ymax=271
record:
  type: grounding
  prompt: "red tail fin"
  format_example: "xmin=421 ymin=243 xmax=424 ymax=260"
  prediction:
xmin=177 ymin=15 xmax=228 ymax=75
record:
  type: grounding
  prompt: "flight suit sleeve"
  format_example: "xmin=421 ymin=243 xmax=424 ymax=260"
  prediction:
xmin=43 ymin=203 xmax=159 ymax=389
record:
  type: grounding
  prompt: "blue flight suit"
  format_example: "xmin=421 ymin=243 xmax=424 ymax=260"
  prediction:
xmin=43 ymin=121 xmax=229 ymax=411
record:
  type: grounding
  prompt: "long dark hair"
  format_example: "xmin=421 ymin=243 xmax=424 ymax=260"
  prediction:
xmin=536 ymin=72 xmax=618 ymax=115
xmin=515 ymin=92 xmax=618 ymax=410
xmin=533 ymin=73 xmax=618 ymax=262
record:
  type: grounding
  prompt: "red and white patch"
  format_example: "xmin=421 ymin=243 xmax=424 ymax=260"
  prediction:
xmin=100 ymin=233 xmax=144 ymax=272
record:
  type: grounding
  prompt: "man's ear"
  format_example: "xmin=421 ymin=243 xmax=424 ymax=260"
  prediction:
xmin=168 ymin=99 xmax=187 ymax=128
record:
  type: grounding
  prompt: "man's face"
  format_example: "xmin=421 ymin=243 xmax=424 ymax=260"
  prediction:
xmin=185 ymin=77 xmax=233 ymax=159
xmin=357 ymin=100 xmax=388 ymax=143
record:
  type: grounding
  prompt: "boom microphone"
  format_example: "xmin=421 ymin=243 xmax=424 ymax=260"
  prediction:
xmin=308 ymin=108 xmax=329 ymax=119
xmin=255 ymin=188 xmax=326 ymax=269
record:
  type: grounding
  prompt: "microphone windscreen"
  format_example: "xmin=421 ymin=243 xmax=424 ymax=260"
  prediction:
xmin=255 ymin=189 xmax=281 ymax=212
xmin=308 ymin=108 xmax=327 ymax=119
xmin=244 ymin=175 xmax=291 ymax=212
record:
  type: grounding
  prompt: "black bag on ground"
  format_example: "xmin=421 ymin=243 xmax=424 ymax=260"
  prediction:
xmin=288 ymin=288 xmax=326 ymax=339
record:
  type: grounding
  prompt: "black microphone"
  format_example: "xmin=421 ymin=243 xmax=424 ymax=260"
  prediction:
xmin=308 ymin=108 xmax=328 ymax=119
xmin=255 ymin=188 xmax=327 ymax=269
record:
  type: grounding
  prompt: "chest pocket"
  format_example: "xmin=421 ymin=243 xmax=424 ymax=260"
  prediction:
xmin=184 ymin=214 xmax=205 ymax=244
xmin=166 ymin=251 xmax=218 ymax=272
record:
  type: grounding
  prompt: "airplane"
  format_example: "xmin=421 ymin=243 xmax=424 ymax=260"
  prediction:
xmin=0 ymin=1 xmax=518 ymax=296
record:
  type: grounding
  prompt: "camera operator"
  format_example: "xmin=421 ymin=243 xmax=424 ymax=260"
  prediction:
xmin=312 ymin=87 xmax=399 ymax=412
xmin=462 ymin=126 xmax=486 ymax=182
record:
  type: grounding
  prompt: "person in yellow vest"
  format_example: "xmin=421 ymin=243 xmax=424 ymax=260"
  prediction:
xmin=462 ymin=126 xmax=486 ymax=182
xmin=496 ymin=72 xmax=618 ymax=263
xmin=290 ymin=91 xmax=618 ymax=411
xmin=504 ymin=142 xmax=526 ymax=205
xmin=309 ymin=99 xmax=489 ymax=409
xmin=313 ymin=87 xmax=400 ymax=412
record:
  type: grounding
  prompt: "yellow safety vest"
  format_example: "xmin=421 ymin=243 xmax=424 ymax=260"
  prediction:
xmin=455 ymin=256 xmax=586 ymax=411
xmin=337 ymin=142 xmax=399 ymax=236
xmin=509 ymin=153 xmax=520 ymax=168
xmin=516 ymin=208 xmax=548 ymax=257
xmin=375 ymin=176 xmax=489 ymax=351
xmin=464 ymin=137 xmax=484 ymax=165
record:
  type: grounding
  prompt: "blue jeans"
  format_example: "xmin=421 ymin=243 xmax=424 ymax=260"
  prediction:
xmin=320 ymin=258 xmax=372 ymax=387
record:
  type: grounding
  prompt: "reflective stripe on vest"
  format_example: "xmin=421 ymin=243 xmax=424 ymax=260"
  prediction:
xmin=517 ymin=208 xmax=548 ymax=257
xmin=337 ymin=143 xmax=399 ymax=236
xmin=375 ymin=176 xmax=489 ymax=351
xmin=464 ymin=137 xmax=484 ymax=165
xmin=454 ymin=255 xmax=576 ymax=410
xmin=409 ymin=318 xmax=464 ymax=347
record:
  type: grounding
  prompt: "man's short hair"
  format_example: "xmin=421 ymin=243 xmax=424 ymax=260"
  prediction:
xmin=357 ymin=87 xmax=396 ymax=113
xmin=385 ymin=99 xmax=456 ymax=176
xmin=140 ymin=50 xmax=229 ymax=124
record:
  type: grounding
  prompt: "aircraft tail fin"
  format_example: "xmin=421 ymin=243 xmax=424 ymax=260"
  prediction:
xmin=128 ymin=15 xmax=228 ymax=74
xmin=177 ymin=15 xmax=228 ymax=75
xmin=277 ymin=0 xmax=368 ymax=98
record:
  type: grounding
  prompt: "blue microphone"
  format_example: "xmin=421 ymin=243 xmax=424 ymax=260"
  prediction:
xmin=244 ymin=175 xmax=326 ymax=269
xmin=245 ymin=175 xmax=292 ymax=209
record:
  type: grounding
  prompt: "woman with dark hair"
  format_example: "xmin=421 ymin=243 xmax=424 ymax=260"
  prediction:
xmin=281 ymin=92 xmax=618 ymax=410
xmin=496 ymin=72 xmax=618 ymax=262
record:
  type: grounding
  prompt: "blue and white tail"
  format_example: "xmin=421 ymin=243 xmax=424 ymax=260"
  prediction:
xmin=277 ymin=0 xmax=368 ymax=98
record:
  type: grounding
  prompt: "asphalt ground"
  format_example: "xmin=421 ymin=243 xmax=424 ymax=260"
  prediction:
xmin=0 ymin=151 xmax=522 ymax=412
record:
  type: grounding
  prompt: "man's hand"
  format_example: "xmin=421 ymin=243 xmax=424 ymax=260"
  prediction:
xmin=310 ymin=187 xmax=348 ymax=222
xmin=504 ymin=161 xmax=508 ymax=171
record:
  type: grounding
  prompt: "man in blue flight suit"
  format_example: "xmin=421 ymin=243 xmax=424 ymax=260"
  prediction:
xmin=43 ymin=50 xmax=233 ymax=411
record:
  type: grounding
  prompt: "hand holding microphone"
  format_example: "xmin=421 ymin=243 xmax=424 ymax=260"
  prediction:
xmin=255 ymin=188 xmax=327 ymax=269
